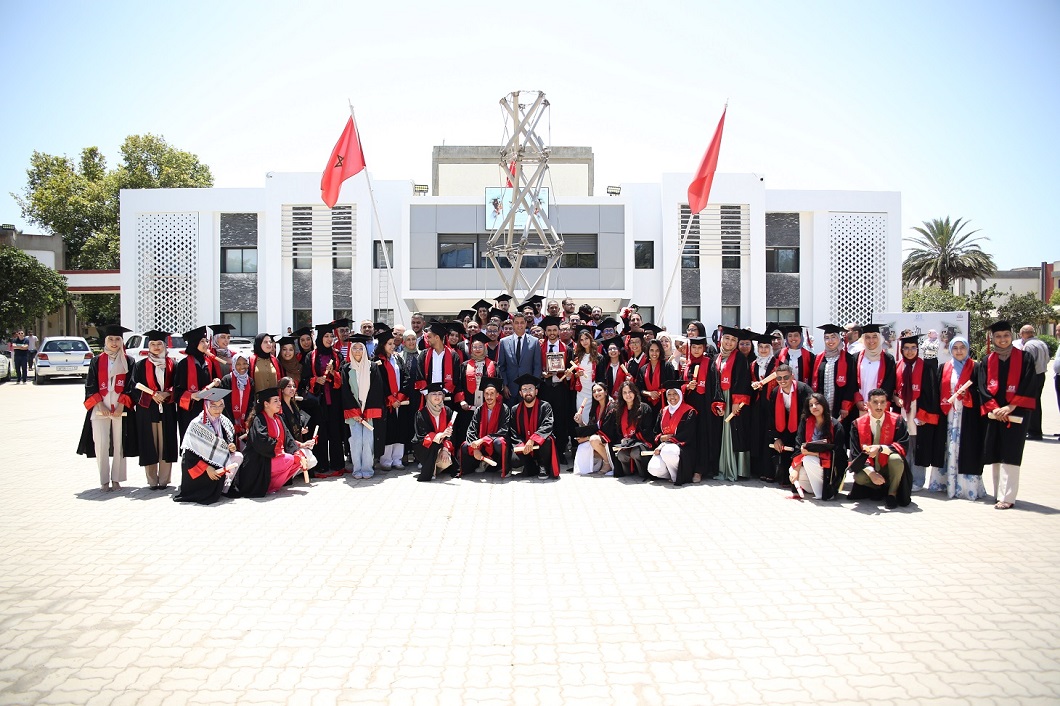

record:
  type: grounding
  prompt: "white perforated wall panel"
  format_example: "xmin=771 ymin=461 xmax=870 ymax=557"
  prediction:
xmin=135 ymin=213 xmax=199 ymax=333
xmin=829 ymin=213 xmax=887 ymax=325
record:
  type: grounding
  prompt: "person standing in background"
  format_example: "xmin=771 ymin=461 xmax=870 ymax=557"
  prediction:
xmin=1014 ymin=324 xmax=1050 ymax=441
xmin=26 ymin=331 xmax=39 ymax=371
xmin=10 ymin=329 xmax=29 ymax=384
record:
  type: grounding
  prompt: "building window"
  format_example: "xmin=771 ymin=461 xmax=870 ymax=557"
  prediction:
xmin=373 ymin=240 xmax=395 ymax=269
xmin=333 ymin=255 xmax=353 ymax=269
xmin=635 ymin=306 xmax=654 ymax=323
xmin=373 ymin=309 xmax=394 ymax=327
xmin=439 ymin=237 xmax=476 ymax=268
xmin=722 ymin=255 xmax=741 ymax=269
xmin=681 ymin=306 xmax=700 ymax=330
xmin=221 ymin=311 xmax=258 ymax=336
xmin=333 ymin=309 xmax=352 ymax=324
xmin=293 ymin=309 xmax=312 ymax=330
xmin=766 ymin=247 xmax=799 ymax=273
xmin=722 ymin=306 xmax=740 ymax=327
xmin=633 ymin=241 xmax=654 ymax=269
xmin=559 ymin=235 xmax=598 ymax=269
xmin=766 ymin=307 xmax=799 ymax=325
xmin=222 ymin=247 xmax=257 ymax=273
xmin=293 ymin=257 xmax=311 ymax=270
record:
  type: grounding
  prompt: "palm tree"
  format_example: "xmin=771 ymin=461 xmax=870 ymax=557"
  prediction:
xmin=902 ymin=216 xmax=996 ymax=290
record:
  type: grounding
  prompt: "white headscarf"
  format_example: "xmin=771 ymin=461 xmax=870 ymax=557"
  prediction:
xmin=347 ymin=342 xmax=372 ymax=409
xmin=665 ymin=387 xmax=685 ymax=415
xmin=232 ymin=353 xmax=250 ymax=392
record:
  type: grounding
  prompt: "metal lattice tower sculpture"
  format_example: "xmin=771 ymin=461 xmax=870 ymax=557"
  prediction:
xmin=484 ymin=91 xmax=564 ymax=299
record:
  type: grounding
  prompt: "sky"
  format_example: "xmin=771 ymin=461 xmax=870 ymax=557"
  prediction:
xmin=1 ymin=0 xmax=1058 ymax=269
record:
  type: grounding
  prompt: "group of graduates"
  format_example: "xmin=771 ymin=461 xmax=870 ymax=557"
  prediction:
xmin=76 ymin=293 xmax=1039 ymax=511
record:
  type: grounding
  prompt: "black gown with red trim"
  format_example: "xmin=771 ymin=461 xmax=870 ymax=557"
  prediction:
xmin=459 ymin=402 xmax=513 ymax=477
xmin=613 ymin=401 xmax=656 ymax=478
xmin=927 ymin=360 xmax=984 ymax=475
xmin=847 ymin=410 xmax=913 ymax=505
xmin=792 ymin=416 xmax=848 ymax=500
xmin=412 ymin=406 xmax=456 ymax=481
xmin=977 ymin=348 xmax=1037 ymax=466
xmin=132 ymin=356 xmax=178 ymax=465
xmin=709 ymin=351 xmax=753 ymax=453
xmin=173 ymin=353 xmax=216 ymax=442
xmin=509 ymin=398 xmax=560 ymax=478
xmin=749 ymin=356 xmax=778 ymax=478
xmin=225 ymin=412 xmax=299 ymax=498
xmin=76 ymin=354 xmax=140 ymax=459
xmin=652 ymin=404 xmax=698 ymax=486
xmin=764 ymin=382 xmax=814 ymax=484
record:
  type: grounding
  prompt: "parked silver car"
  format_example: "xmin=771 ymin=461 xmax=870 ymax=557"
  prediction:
xmin=34 ymin=336 xmax=93 ymax=384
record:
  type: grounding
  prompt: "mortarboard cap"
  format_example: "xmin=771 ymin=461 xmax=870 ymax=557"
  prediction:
xmin=255 ymin=387 xmax=281 ymax=403
xmin=471 ymin=332 xmax=492 ymax=345
xmin=488 ymin=307 xmax=510 ymax=321
xmin=348 ymin=334 xmax=372 ymax=345
xmin=144 ymin=329 xmax=170 ymax=343
xmin=688 ymin=336 xmax=708 ymax=346
xmin=718 ymin=326 xmax=742 ymax=339
xmin=861 ymin=324 xmax=883 ymax=334
xmin=625 ymin=329 xmax=646 ymax=340
xmin=198 ymin=387 xmax=231 ymax=402
xmin=373 ymin=322 xmax=392 ymax=334
xmin=101 ymin=324 xmax=132 ymax=338
xmin=539 ymin=316 xmax=562 ymax=329
xmin=599 ymin=336 xmax=624 ymax=352
xmin=425 ymin=381 xmax=446 ymax=394
xmin=426 ymin=320 xmax=449 ymax=335
xmin=182 ymin=326 xmax=208 ymax=345
xmin=292 ymin=326 xmax=313 ymax=338
xmin=480 ymin=377 xmax=504 ymax=392
xmin=276 ymin=336 xmax=296 ymax=348
xmin=817 ymin=324 xmax=846 ymax=335
xmin=209 ymin=323 xmax=236 ymax=334
xmin=514 ymin=373 xmax=543 ymax=388
xmin=899 ymin=334 xmax=924 ymax=346
xmin=754 ymin=332 xmax=776 ymax=345
xmin=575 ymin=324 xmax=597 ymax=339
xmin=987 ymin=320 xmax=1012 ymax=333
xmin=457 ymin=309 xmax=476 ymax=321
xmin=494 ymin=293 xmax=514 ymax=303
xmin=597 ymin=317 xmax=620 ymax=330
xmin=472 ymin=299 xmax=493 ymax=311
xmin=447 ymin=321 xmax=467 ymax=336
xmin=374 ymin=330 xmax=395 ymax=344
xmin=641 ymin=322 xmax=663 ymax=334
xmin=662 ymin=379 xmax=686 ymax=390
xmin=781 ymin=324 xmax=804 ymax=335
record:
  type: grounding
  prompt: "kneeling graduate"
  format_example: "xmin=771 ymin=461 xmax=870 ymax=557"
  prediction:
xmin=458 ymin=377 xmax=512 ymax=477
xmin=509 ymin=374 xmax=561 ymax=479
xmin=174 ymin=388 xmax=242 ymax=505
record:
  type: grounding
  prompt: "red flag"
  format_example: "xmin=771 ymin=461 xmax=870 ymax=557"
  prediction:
xmin=320 ymin=116 xmax=366 ymax=209
xmin=504 ymin=159 xmax=516 ymax=188
xmin=686 ymin=106 xmax=727 ymax=215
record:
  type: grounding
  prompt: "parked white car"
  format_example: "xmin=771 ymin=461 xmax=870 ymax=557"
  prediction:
xmin=33 ymin=336 xmax=93 ymax=383
xmin=0 ymin=351 xmax=11 ymax=382
xmin=123 ymin=332 xmax=188 ymax=363
xmin=229 ymin=337 xmax=254 ymax=356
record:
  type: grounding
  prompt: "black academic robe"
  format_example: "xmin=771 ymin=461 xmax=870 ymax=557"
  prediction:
xmin=777 ymin=347 xmax=814 ymax=385
xmin=749 ymin=357 xmax=779 ymax=477
xmin=394 ymin=351 xmax=419 ymax=450
xmin=853 ymin=351 xmax=898 ymax=407
xmin=173 ymin=419 xmax=236 ymax=505
xmin=281 ymin=399 xmax=310 ymax=444
xmin=299 ymin=348 xmax=347 ymax=473
xmin=793 ymin=416 xmax=848 ymax=500
xmin=635 ymin=360 xmax=677 ymax=411
xmin=412 ymin=406 xmax=457 ymax=481
xmin=76 ymin=354 xmax=140 ymax=459
xmin=653 ymin=404 xmax=698 ymax=486
xmin=339 ymin=361 xmax=387 ymax=426
xmin=174 ymin=353 xmax=216 ymax=441
xmin=459 ymin=402 xmax=513 ymax=477
xmin=847 ymin=411 xmax=913 ymax=506
xmin=226 ymin=413 xmax=299 ymax=498
xmin=596 ymin=359 xmax=632 ymax=399
xmin=218 ymin=374 xmax=254 ymax=437
xmin=509 ymin=398 xmax=560 ymax=478
xmin=811 ymin=350 xmax=858 ymax=418
xmin=927 ymin=360 xmax=983 ymax=475
xmin=682 ymin=354 xmax=716 ymax=478
xmin=373 ymin=356 xmax=409 ymax=448
xmin=612 ymin=401 xmax=656 ymax=478
xmin=895 ymin=356 xmax=942 ymax=468
xmin=413 ymin=346 xmax=466 ymax=408
xmin=709 ymin=351 xmax=753 ymax=453
xmin=978 ymin=348 xmax=1037 ymax=466
xmin=765 ymin=382 xmax=814 ymax=484
xmin=132 ymin=357 xmax=178 ymax=465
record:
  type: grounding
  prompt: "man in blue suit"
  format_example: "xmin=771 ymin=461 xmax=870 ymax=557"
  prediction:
xmin=497 ymin=312 xmax=540 ymax=403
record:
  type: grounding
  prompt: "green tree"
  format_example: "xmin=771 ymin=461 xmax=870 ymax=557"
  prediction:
xmin=13 ymin=134 xmax=212 ymax=269
xmin=1049 ymin=288 xmax=1060 ymax=306
xmin=73 ymin=294 xmax=121 ymax=329
xmin=903 ymin=286 xmax=966 ymax=313
xmin=902 ymin=216 xmax=996 ymax=290
xmin=0 ymin=245 xmax=69 ymax=337
xmin=996 ymin=291 xmax=1057 ymax=330
xmin=963 ymin=284 xmax=998 ymax=358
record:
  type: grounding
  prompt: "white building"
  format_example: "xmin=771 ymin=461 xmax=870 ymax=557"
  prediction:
xmin=119 ymin=147 xmax=901 ymax=337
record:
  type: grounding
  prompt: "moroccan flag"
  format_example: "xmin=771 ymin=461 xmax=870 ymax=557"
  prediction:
xmin=320 ymin=116 xmax=366 ymax=209
xmin=686 ymin=106 xmax=727 ymax=215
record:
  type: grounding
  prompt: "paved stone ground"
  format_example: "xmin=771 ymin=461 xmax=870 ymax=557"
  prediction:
xmin=1 ymin=374 xmax=1059 ymax=706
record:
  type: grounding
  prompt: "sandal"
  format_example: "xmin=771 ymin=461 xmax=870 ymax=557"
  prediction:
xmin=994 ymin=501 xmax=1014 ymax=510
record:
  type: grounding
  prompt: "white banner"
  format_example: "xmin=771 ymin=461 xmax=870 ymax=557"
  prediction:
xmin=871 ymin=311 xmax=969 ymax=363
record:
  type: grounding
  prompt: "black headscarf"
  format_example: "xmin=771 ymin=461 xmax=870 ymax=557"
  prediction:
xmin=253 ymin=333 xmax=272 ymax=357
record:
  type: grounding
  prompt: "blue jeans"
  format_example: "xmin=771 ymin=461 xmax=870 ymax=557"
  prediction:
xmin=346 ymin=420 xmax=375 ymax=475
xmin=14 ymin=354 xmax=29 ymax=382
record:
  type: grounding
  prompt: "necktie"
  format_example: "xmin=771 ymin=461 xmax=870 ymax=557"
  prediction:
xmin=549 ymin=344 xmax=555 ymax=353
xmin=516 ymin=337 xmax=522 ymax=365
xmin=873 ymin=418 xmax=883 ymax=471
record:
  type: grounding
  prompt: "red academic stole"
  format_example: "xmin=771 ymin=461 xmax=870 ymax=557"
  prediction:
xmin=854 ymin=411 xmax=905 ymax=466
xmin=774 ymin=387 xmax=799 ymax=434
xmin=379 ymin=357 xmax=406 ymax=407
xmin=230 ymin=376 xmax=251 ymax=434
xmin=684 ymin=355 xmax=709 ymax=395
xmin=418 ymin=347 xmax=456 ymax=394
xmin=248 ymin=354 xmax=283 ymax=384
xmin=139 ymin=357 xmax=174 ymax=408
xmin=266 ymin=413 xmax=285 ymax=456
xmin=855 ymin=351 xmax=887 ymax=400
xmin=779 ymin=347 xmax=811 ymax=379
xmin=515 ymin=401 xmax=543 ymax=445
xmin=86 ymin=354 xmax=132 ymax=412
xmin=642 ymin=362 xmax=662 ymax=402
xmin=940 ymin=360 xmax=974 ymax=414
xmin=539 ymin=339 xmax=567 ymax=374
xmin=895 ymin=356 xmax=924 ymax=410
xmin=660 ymin=403 xmax=693 ymax=445
xmin=422 ymin=407 xmax=453 ymax=454
xmin=794 ymin=418 xmax=834 ymax=469
xmin=464 ymin=359 xmax=497 ymax=396
xmin=179 ymin=355 xmax=208 ymax=411
xmin=811 ymin=351 xmax=849 ymax=390
xmin=620 ymin=404 xmax=639 ymax=440
xmin=611 ymin=363 xmax=631 ymax=397
xmin=983 ymin=348 xmax=1034 ymax=412
xmin=716 ymin=351 xmax=737 ymax=390
xmin=587 ymin=399 xmax=611 ymax=443
xmin=752 ymin=358 xmax=777 ymax=398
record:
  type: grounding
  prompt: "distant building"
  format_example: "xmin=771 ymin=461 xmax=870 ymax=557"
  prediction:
xmin=954 ymin=262 xmax=1056 ymax=301
xmin=118 ymin=145 xmax=902 ymax=336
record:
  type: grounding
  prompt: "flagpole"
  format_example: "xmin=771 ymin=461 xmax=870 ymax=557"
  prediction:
xmin=349 ymin=101 xmax=405 ymax=327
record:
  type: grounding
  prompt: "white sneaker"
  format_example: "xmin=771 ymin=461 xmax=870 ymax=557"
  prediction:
xmin=390 ymin=462 xmax=404 ymax=470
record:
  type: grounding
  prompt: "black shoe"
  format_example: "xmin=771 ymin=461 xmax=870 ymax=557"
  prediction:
xmin=885 ymin=495 xmax=898 ymax=509
xmin=1026 ymin=434 xmax=1043 ymax=441
xmin=537 ymin=470 xmax=548 ymax=479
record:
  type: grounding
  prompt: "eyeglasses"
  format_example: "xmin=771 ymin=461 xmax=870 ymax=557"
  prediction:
xmin=775 ymin=375 xmax=792 ymax=381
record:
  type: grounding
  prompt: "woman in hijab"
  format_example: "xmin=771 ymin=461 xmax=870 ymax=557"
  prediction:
xmin=341 ymin=335 xmax=385 ymax=479
xmin=412 ymin=383 xmax=457 ymax=482
xmin=373 ymin=331 xmax=408 ymax=470
xmin=277 ymin=336 xmax=303 ymax=388
xmin=173 ymin=326 xmax=221 ymax=443
xmin=174 ymin=388 xmax=241 ymax=505
xmin=77 ymin=324 xmax=139 ymax=492
xmin=647 ymin=381 xmax=698 ymax=485
xmin=300 ymin=325 xmax=346 ymax=477
xmin=926 ymin=336 xmax=986 ymax=500
xmin=249 ymin=333 xmax=283 ymax=394
xmin=852 ymin=324 xmax=897 ymax=414
xmin=219 ymin=353 xmax=253 ymax=448
xmin=225 ymin=387 xmax=314 ymax=497
xmin=571 ymin=382 xmax=617 ymax=476
xmin=133 ymin=330 xmax=178 ymax=490
xmin=749 ymin=333 xmax=779 ymax=481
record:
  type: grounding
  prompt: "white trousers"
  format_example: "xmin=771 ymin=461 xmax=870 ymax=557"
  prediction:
xmin=991 ymin=463 xmax=1020 ymax=504
xmin=573 ymin=441 xmax=603 ymax=475
xmin=91 ymin=414 xmax=126 ymax=485
xmin=144 ymin=421 xmax=172 ymax=487
xmin=647 ymin=443 xmax=681 ymax=482
xmin=379 ymin=443 xmax=404 ymax=467
xmin=792 ymin=456 xmax=825 ymax=499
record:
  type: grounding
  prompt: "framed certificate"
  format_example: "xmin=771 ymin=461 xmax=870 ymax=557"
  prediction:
xmin=546 ymin=352 xmax=565 ymax=373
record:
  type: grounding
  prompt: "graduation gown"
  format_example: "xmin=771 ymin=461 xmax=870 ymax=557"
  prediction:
xmin=777 ymin=347 xmax=814 ymax=385
xmin=218 ymin=374 xmax=254 ymax=438
xmin=792 ymin=416 xmax=848 ymax=500
xmin=853 ymin=351 xmax=898 ymax=406
xmin=682 ymin=354 xmax=715 ymax=477
xmin=929 ymin=359 xmax=983 ymax=475
xmin=173 ymin=353 xmax=216 ymax=440
xmin=413 ymin=346 xmax=465 ymax=408
xmin=509 ymin=398 xmax=560 ymax=478
xmin=895 ymin=356 xmax=942 ymax=468
xmin=978 ymin=348 xmax=1037 ymax=466
xmin=811 ymin=350 xmax=857 ymax=417
xmin=374 ymin=356 xmax=409 ymax=448
xmin=653 ymin=404 xmax=698 ymax=486
xmin=412 ymin=405 xmax=456 ymax=481
xmin=612 ymin=401 xmax=656 ymax=478
xmin=459 ymin=402 xmax=513 ymax=477
xmin=173 ymin=415 xmax=235 ymax=505
xmin=847 ymin=411 xmax=913 ymax=506
xmin=132 ymin=356 xmax=178 ymax=465
xmin=76 ymin=354 xmax=140 ymax=459
xmin=636 ymin=360 xmax=677 ymax=411
xmin=765 ymin=382 xmax=814 ymax=484
xmin=749 ymin=357 xmax=779 ymax=476
xmin=225 ymin=412 xmax=299 ymax=498
xmin=710 ymin=351 xmax=753 ymax=453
